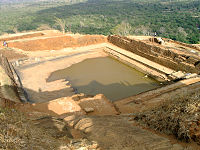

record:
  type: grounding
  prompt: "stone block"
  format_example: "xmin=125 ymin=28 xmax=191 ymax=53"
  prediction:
xmin=84 ymin=107 xmax=94 ymax=113
xmin=187 ymin=56 xmax=199 ymax=65
xmin=78 ymin=94 xmax=118 ymax=116
xmin=32 ymin=97 xmax=86 ymax=116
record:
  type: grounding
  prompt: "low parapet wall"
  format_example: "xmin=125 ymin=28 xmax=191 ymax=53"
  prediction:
xmin=0 ymin=33 xmax=44 ymax=42
xmin=8 ymin=35 xmax=107 ymax=51
xmin=108 ymin=35 xmax=200 ymax=74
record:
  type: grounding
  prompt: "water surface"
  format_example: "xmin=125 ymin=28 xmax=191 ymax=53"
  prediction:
xmin=47 ymin=57 xmax=160 ymax=101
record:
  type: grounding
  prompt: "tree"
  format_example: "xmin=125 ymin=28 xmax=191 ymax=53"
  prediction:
xmin=159 ymin=27 xmax=166 ymax=34
xmin=176 ymin=27 xmax=188 ymax=42
xmin=80 ymin=21 xmax=85 ymax=28
xmin=37 ymin=24 xmax=52 ymax=31
xmin=12 ymin=27 xmax=19 ymax=33
xmin=111 ymin=21 xmax=132 ymax=36
xmin=55 ymin=18 xmax=67 ymax=34
xmin=134 ymin=25 xmax=152 ymax=36
xmin=177 ymin=27 xmax=187 ymax=37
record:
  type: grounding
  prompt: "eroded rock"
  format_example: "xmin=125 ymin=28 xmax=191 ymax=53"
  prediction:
xmin=84 ymin=107 xmax=94 ymax=113
xmin=77 ymin=94 xmax=119 ymax=115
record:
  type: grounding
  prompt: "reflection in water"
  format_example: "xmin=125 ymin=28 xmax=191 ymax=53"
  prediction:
xmin=47 ymin=57 xmax=160 ymax=101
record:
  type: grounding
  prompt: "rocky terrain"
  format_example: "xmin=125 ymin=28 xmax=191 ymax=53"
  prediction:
xmin=0 ymin=106 xmax=100 ymax=150
xmin=135 ymin=90 xmax=200 ymax=145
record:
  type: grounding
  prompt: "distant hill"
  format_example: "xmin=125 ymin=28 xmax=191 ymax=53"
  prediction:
xmin=0 ymin=0 xmax=84 ymax=3
xmin=0 ymin=0 xmax=55 ymax=3
xmin=0 ymin=0 xmax=33 ymax=3
xmin=0 ymin=0 xmax=199 ymax=44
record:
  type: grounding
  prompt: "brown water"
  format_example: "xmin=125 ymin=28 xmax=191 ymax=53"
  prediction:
xmin=47 ymin=57 xmax=160 ymax=101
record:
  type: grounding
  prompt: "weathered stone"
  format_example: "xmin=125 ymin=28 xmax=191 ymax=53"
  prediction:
xmin=66 ymin=138 xmax=100 ymax=150
xmin=171 ymin=144 xmax=184 ymax=150
xmin=108 ymin=35 xmax=200 ymax=74
xmin=64 ymin=115 xmax=184 ymax=150
xmin=77 ymin=94 xmax=118 ymax=115
xmin=72 ymin=95 xmax=80 ymax=101
xmin=172 ymin=71 xmax=185 ymax=78
xmin=84 ymin=107 xmax=94 ymax=113
xmin=187 ymin=56 xmax=199 ymax=65
xmin=70 ymin=129 xmax=83 ymax=139
xmin=0 ymin=57 xmax=21 ymax=104
xmin=184 ymin=73 xmax=198 ymax=79
xmin=174 ymin=57 xmax=183 ymax=63
xmin=31 ymin=97 xmax=86 ymax=116
xmin=156 ymin=37 xmax=165 ymax=45
xmin=195 ymin=61 xmax=200 ymax=70
xmin=72 ymin=93 xmax=87 ymax=101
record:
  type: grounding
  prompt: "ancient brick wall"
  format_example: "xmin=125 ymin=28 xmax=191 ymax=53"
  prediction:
xmin=165 ymin=38 xmax=200 ymax=51
xmin=108 ymin=35 xmax=200 ymax=74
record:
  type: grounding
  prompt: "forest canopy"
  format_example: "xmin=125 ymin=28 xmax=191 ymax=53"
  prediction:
xmin=0 ymin=0 xmax=199 ymax=44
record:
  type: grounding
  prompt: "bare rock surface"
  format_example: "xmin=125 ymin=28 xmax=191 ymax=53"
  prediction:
xmin=64 ymin=115 xmax=189 ymax=150
xmin=78 ymin=94 xmax=119 ymax=116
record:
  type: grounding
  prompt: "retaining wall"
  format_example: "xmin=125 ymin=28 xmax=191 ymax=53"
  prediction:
xmin=165 ymin=38 xmax=200 ymax=52
xmin=0 ymin=55 xmax=22 ymax=107
xmin=108 ymin=35 xmax=200 ymax=74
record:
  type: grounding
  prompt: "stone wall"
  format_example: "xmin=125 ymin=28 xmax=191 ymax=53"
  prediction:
xmin=108 ymin=35 xmax=200 ymax=74
xmin=165 ymin=38 xmax=200 ymax=51
xmin=0 ymin=54 xmax=22 ymax=107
